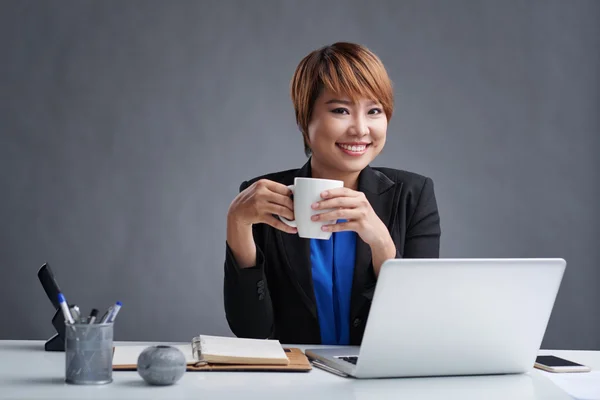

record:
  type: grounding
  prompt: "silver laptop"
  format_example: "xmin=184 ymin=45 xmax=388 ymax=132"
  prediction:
xmin=305 ymin=258 xmax=566 ymax=379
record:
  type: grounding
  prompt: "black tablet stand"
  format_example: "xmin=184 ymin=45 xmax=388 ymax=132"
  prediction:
xmin=45 ymin=309 xmax=67 ymax=351
xmin=37 ymin=263 xmax=70 ymax=352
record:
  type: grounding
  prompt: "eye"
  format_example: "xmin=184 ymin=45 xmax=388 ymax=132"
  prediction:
xmin=331 ymin=108 xmax=350 ymax=115
xmin=368 ymin=108 xmax=383 ymax=115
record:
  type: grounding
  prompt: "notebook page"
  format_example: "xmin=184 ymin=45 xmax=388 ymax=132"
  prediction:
xmin=198 ymin=335 xmax=288 ymax=363
xmin=112 ymin=345 xmax=196 ymax=366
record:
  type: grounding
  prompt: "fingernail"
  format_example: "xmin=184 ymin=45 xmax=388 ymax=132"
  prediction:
xmin=321 ymin=191 xmax=328 ymax=197
xmin=311 ymin=202 xmax=319 ymax=209
xmin=311 ymin=215 xmax=319 ymax=221
xmin=322 ymin=226 xmax=330 ymax=231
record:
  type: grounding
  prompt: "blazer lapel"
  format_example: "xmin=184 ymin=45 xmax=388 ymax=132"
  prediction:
xmin=275 ymin=160 xmax=317 ymax=319
xmin=350 ymin=166 xmax=397 ymax=323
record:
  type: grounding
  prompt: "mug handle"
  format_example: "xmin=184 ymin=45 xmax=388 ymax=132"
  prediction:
xmin=278 ymin=185 xmax=297 ymax=228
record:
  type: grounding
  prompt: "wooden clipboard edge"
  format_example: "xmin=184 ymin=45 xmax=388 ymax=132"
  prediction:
xmin=113 ymin=347 xmax=312 ymax=372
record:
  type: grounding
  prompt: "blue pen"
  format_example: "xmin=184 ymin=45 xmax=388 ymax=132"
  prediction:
xmin=106 ymin=301 xmax=122 ymax=323
xmin=58 ymin=293 xmax=75 ymax=324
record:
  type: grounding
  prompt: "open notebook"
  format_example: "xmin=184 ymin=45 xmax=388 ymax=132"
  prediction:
xmin=112 ymin=335 xmax=312 ymax=372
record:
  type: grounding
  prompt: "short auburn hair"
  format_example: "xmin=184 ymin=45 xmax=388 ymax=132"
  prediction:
xmin=290 ymin=42 xmax=394 ymax=157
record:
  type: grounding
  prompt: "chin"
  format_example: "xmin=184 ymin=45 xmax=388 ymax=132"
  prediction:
xmin=333 ymin=156 xmax=372 ymax=173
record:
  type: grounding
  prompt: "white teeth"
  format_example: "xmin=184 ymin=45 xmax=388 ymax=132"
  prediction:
xmin=339 ymin=144 xmax=367 ymax=152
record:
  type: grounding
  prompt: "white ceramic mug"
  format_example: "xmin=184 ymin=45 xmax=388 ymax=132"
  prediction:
xmin=278 ymin=177 xmax=344 ymax=240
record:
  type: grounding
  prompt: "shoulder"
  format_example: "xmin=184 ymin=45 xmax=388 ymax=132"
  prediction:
xmin=367 ymin=167 xmax=437 ymax=214
xmin=370 ymin=167 xmax=434 ymax=193
xmin=372 ymin=167 xmax=439 ymax=234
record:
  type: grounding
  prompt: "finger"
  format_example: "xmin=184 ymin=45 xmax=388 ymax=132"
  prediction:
xmin=256 ymin=179 xmax=293 ymax=196
xmin=321 ymin=220 xmax=356 ymax=233
xmin=263 ymin=202 xmax=295 ymax=221
xmin=320 ymin=187 xmax=362 ymax=200
xmin=311 ymin=208 xmax=361 ymax=222
xmin=263 ymin=215 xmax=298 ymax=235
xmin=266 ymin=192 xmax=294 ymax=212
xmin=312 ymin=196 xmax=358 ymax=210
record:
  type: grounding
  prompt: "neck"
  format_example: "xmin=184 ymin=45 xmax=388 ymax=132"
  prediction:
xmin=310 ymin=157 xmax=361 ymax=190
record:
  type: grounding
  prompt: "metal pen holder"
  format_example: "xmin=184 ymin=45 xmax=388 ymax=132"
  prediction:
xmin=64 ymin=320 xmax=114 ymax=385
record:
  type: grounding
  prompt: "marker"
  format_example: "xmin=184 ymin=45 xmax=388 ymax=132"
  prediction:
xmin=70 ymin=305 xmax=81 ymax=323
xmin=88 ymin=309 xmax=98 ymax=324
xmin=106 ymin=301 xmax=122 ymax=323
xmin=58 ymin=293 xmax=75 ymax=324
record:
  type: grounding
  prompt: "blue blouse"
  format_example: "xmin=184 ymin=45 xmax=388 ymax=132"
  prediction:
xmin=310 ymin=221 xmax=357 ymax=345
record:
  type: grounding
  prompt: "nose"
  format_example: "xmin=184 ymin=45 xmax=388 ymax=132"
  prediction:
xmin=349 ymin=114 xmax=369 ymax=137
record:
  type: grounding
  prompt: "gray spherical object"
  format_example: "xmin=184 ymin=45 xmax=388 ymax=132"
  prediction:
xmin=137 ymin=345 xmax=186 ymax=386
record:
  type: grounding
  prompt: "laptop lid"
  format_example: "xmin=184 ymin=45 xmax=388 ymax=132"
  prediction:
xmin=354 ymin=258 xmax=566 ymax=378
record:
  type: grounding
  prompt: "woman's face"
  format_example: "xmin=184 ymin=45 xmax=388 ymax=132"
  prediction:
xmin=306 ymin=88 xmax=388 ymax=176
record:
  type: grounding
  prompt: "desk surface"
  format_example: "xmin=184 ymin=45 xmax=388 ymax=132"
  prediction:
xmin=1 ymin=340 xmax=598 ymax=400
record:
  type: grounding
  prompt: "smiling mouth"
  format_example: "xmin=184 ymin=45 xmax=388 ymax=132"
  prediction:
xmin=336 ymin=143 xmax=371 ymax=155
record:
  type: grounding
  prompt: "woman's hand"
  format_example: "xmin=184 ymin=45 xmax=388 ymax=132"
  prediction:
xmin=310 ymin=187 xmax=396 ymax=274
xmin=310 ymin=188 xmax=387 ymax=245
xmin=228 ymin=179 xmax=297 ymax=235
xmin=227 ymin=179 xmax=297 ymax=268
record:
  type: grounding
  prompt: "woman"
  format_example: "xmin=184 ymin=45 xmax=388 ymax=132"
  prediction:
xmin=223 ymin=42 xmax=441 ymax=345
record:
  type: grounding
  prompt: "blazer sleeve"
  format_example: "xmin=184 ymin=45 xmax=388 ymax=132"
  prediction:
xmin=223 ymin=181 xmax=274 ymax=339
xmin=403 ymin=177 xmax=441 ymax=258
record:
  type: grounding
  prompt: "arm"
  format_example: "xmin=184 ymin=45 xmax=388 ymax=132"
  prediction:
xmin=403 ymin=177 xmax=441 ymax=258
xmin=370 ymin=236 xmax=398 ymax=277
xmin=369 ymin=177 xmax=441 ymax=276
xmin=223 ymin=181 xmax=274 ymax=339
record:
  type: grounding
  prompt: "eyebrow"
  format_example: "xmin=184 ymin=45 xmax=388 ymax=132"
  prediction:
xmin=325 ymin=99 xmax=380 ymax=106
xmin=325 ymin=99 xmax=353 ymax=105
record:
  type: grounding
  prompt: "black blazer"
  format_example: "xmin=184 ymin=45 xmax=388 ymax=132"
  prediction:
xmin=223 ymin=160 xmax=441 ymax=345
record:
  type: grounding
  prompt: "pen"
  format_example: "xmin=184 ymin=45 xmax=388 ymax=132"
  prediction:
xmin=99 ymin=305 xmax=114 ymax=324
xmin=88 ymin=309 xmax=98 ymax=324
xmin=58 ymin=293 xmax=75 ymax=324
xmin=106 ymin=301 xmax=122 ymax=323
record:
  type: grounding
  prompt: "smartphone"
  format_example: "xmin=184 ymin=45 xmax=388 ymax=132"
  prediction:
xmin=535 ymin=355 xmax=591 ymax=373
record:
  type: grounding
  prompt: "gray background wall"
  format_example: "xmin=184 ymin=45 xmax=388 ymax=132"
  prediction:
xmin=1 ymin=0 xmax=598 ymax=350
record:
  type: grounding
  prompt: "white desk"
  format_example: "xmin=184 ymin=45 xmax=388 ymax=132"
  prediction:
xmin=1 ymin=341 xmax=598 ymax=400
